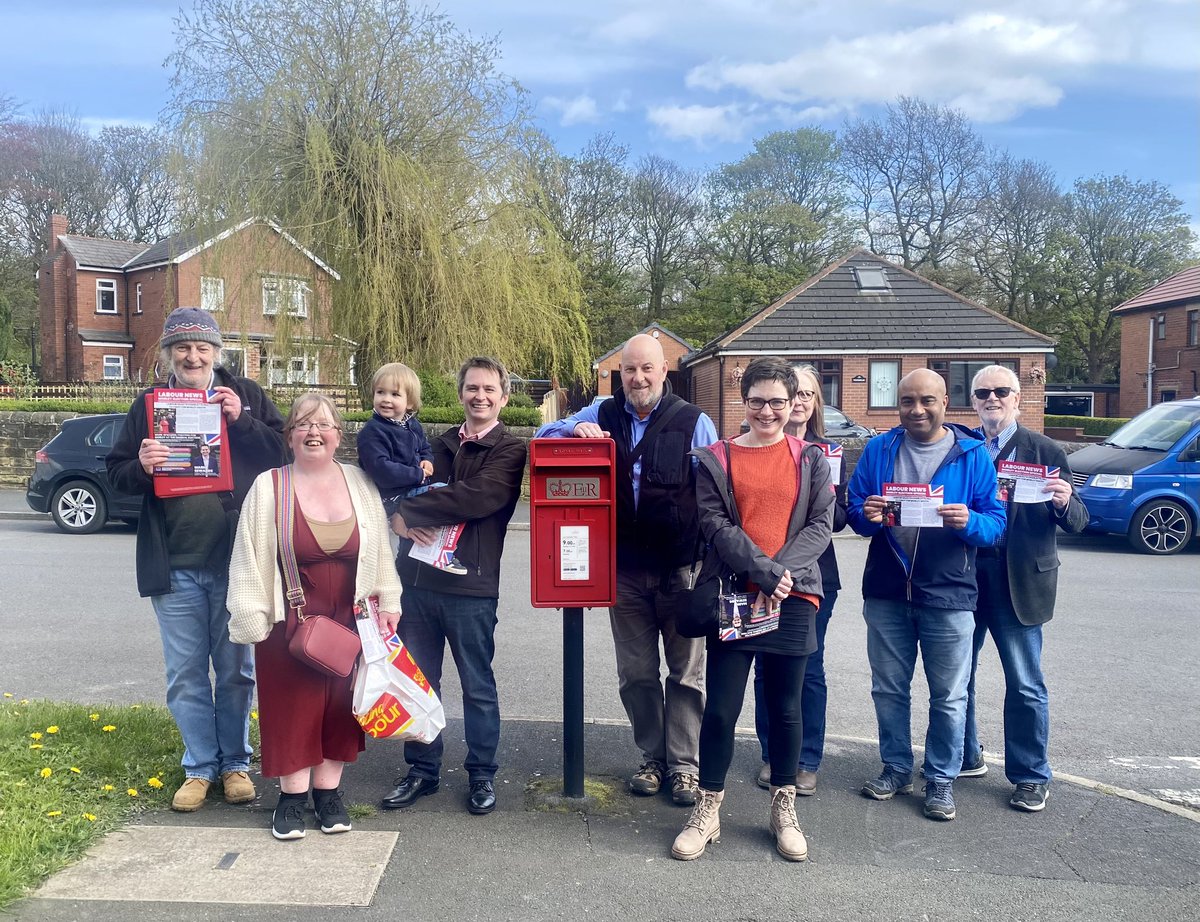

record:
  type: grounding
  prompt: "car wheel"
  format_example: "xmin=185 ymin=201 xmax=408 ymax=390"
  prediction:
xmin=50 ymin=481 xmax=108 ymax=535
xmin=1127 ymin=499 xmax=1193 ymax=555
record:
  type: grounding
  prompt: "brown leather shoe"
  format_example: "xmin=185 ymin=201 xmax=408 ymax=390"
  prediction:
xmin=172 ymin=777 xmax=211 ymax=812
xmin=795 ymin=770 xmax=818 ymax=796
xmin=221 ymin=770 xmax=256 ymax=804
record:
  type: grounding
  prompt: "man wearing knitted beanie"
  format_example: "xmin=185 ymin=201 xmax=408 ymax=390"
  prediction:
xmin=106 ymin=307 xmax=287 ymax=811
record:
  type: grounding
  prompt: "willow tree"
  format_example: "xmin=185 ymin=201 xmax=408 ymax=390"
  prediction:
xmin=167 ymin=0 xmax=590 ymax=389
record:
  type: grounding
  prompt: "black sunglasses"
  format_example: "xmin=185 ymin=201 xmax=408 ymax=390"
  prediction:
xmin=973 ymin=387 xmax=1015 ymax=400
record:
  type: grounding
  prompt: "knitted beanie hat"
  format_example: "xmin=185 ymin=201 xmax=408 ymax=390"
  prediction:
xmin=161 ymin=307 xmax=223 ymax=348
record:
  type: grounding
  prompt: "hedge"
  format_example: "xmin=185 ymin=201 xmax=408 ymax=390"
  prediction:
xmin=1044 ymin=414 xmax=1130 ymax=437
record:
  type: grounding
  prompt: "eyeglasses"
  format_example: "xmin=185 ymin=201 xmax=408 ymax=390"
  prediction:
xmin=973 ymin=387 xmax=1015 ymax=400
xmin=794 ymin=390 xmax=816 ymax=402
xmin=745 ymin=397 xmax=790 ymax=411
xmin=296 ymin=421 xmax=340 ymax=432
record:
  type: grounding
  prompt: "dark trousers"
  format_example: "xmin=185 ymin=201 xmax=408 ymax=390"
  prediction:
xmin=398 ymin=585 xmax=500 ymax=782
xmin=699 ymin=644 xmax=808 ymax=792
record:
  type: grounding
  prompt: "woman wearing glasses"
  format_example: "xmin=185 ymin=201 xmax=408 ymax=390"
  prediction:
xmin=227 ymin=393 xmax=402 ymax=841
xmin=752 ymin=366 xmax=848 ymax=795
xmin=672 ymin=357 xmax=834 ymax=863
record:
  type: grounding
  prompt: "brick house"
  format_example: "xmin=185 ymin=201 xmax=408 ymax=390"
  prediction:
xmin=38 ymin=215 xmax=344 ymax=384
xmin=680 ymin=249 xmax=1057 ymax=439
xmin=1111 ymin=265 xmax=1200 ymax=417
xmin=593 ymin=323 xmax=693 ymax=397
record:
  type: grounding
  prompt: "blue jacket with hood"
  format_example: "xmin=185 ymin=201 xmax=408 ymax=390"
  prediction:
xmin=847 ymin=423 xmax=1005 ymax=611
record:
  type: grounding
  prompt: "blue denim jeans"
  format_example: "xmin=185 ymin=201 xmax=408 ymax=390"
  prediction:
xmin=753 ymin=590 xmax=837 ymax=772
xmin=964 ymin=558 xmax=1052 ymax=784
xmin=862 ymin=598 xmax=974 ymax=783
xmin=398 ymin=585 xmax=500 ymax=782
xmin=150 ymin=568 xmax=254 ymax=781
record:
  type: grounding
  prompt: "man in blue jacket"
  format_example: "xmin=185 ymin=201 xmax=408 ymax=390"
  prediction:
xmin=848 ymin=368 xmax=1005 ymax=821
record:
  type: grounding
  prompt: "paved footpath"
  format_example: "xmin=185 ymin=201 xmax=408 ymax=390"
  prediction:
xmin=10 ymin=717 xmax=1200 ymax=921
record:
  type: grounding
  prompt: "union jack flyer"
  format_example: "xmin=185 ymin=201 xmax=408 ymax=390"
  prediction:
xmin=407 ymin=521 xmax=466 ymax=570
xmin=997 ymin=460 xmax=1059 ymax=504
xmin=882 ymin=482 xmax=945 ymax=527
xmin=823 ymin=444 xmax=843 ymax=484
xmin=144 ymin=388 xmax=233 ymax=497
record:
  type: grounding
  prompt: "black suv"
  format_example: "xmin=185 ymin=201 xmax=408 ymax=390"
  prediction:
xmin=25 ymin=414 xmax=141 ymax=534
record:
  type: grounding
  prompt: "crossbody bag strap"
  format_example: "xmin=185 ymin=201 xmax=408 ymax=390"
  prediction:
xmin=273 ymin=465 xmax=307 ymax=618
xmin=723 ymin=439 xmax=742 ymax=527
xmin=626 ymin=396 xmax=689 ymax=466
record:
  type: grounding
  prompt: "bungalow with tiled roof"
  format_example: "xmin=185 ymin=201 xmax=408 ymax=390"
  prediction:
xmin=592 ymin=323 xmax=693 ymax=397
xmin=1111 ymin=265 xmax=1200 ymax=416
xmin=680 ymin=249 xmax=1057 ymax=439
xmin=38 ymin=215 xmax=344 ymax=384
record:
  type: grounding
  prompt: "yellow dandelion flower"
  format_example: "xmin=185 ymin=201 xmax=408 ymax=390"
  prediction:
xmin=127 ymin=788 xmax=138 ymax=797
xmin=101 ymin=725 xmax=116 ymax=732
xmin=19 ymin=698 xmax=29 ymax=705
xmin=40 ymin=767 xmax=52 ymax=778
xmin=102 ymin=784 xmax=115 ymax=792
xmin=46 ymin=810 xmax=62 ymax=817
xmin=82 ymin=813 xmax=97 ymax=822
xmin=3 ymin=692 xmax=12 ymax=698
xmin=29 ymin=743 xmax=43 ymax=750
xmin=251 ymin=710 xmax=259 ymax=720
xmin=146 ymin=777 xmax=164 ymax=789
xmin=29 ymin=732 xmax=42 ymax=740
xmin=46 ymin=726 xmax=59 ymax=734
xmin=130 ymin=705 xmax=141 ymax=710
xmin=70 ymin=767 xmax=82 ymax=774
xmin=90 ymin=713 xmax=100 ymax=721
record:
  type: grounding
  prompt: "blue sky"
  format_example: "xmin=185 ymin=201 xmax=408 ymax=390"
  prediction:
xmin=4 ymin=0 xmax=1198 ymax=230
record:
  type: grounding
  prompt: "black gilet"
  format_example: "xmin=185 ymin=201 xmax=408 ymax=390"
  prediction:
xmin=597 ymin=384 xmax=703 ymax=571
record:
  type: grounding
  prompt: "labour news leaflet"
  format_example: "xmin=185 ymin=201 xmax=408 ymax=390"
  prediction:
xmin=996 ymin=460 xmax=1059 ymax=503
xmin=407 ymin=521 xmax=465 ymax=570
xmin=882 ymin=482 xmax=945 ymax=527
xmin=144 ymin=388 xmax=233 ymax=498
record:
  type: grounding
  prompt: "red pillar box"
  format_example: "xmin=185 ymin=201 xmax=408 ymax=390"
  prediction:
xmin=529 ymin=438 xmax=617 ymax=608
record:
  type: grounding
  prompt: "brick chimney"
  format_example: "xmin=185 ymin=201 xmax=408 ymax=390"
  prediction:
xmin=49 ymin=214 xmax=68 ymax=253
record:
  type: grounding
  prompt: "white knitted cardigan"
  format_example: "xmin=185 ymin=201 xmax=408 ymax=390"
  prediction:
xmin=226 ymin=462 xmax=403 ymax=645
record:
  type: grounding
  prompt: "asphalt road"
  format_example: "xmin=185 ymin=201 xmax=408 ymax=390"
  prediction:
xmin=2 ymin=510 xmax=1197 ymax=811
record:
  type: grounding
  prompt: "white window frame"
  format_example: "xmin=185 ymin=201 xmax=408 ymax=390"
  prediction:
xmin=96 ymin=279 xmax=117 ymax=314
xmin=221 ymin=345 xmax=246 ymax=377
xmin=102 ymin=354 xmax=125 ymax=380
xmin=268 ymin=352 xmax=319 ymax=385
xmin=135 ymin=283 xmax=143 ymax=314
xmin=262 ymin=276 xmax=310 ymax=318
xmin=201 ymin=276 xmax=225 ymax=313
xmin=869 ymin=360 xmax=900 ymax=409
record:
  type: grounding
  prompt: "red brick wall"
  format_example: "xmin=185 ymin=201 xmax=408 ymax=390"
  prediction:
xmin=1118 ymin=304 xmax=1200 ymax=417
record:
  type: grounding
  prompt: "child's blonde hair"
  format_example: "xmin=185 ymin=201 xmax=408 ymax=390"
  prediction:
xmin=371 ymin=362 xmax=422 ymax=413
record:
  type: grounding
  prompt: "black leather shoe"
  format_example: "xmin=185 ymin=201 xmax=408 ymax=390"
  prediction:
xmin=467 ymin=780 xmax=496 ymax=815
xmin=381 ymin=775 xmax=440 ymax=810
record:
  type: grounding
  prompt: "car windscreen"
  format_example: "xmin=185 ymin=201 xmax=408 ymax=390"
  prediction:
xmin=1106 ymin=403 xmax=1200 ymax=451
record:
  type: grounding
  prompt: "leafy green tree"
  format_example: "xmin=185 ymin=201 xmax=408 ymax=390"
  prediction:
xmin=169 ymin=0 xmax=591 ymax=389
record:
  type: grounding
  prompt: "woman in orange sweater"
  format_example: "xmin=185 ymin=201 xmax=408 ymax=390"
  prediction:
xmin=672 ymin=357 xmax=834 ymax=863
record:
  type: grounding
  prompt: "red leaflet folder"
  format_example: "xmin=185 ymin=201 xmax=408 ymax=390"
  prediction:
xmin=145 ymin=388 xmax=233 ymax=497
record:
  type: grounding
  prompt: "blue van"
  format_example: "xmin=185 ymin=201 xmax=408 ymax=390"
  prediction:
xmin=1070 ymin=397 xmax=1200 ymax=555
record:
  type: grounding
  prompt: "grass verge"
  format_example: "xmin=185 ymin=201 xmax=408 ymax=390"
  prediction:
xmin=0 ymin=696 xmax=185 ymax=908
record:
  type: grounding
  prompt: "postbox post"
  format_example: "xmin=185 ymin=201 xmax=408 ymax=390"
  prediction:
xmin=563 ymin=606 xmax=585 ymax=798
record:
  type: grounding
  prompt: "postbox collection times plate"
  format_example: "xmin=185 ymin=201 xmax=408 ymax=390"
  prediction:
xmin=558 ymin=524 xmax=590 ymax=581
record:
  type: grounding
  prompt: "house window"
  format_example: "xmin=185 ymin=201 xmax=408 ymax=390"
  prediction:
xmin=221 ymin=346 xmax=245 ymax=377
xmin=201 ymin=276 xmax=225 ymax=313
xmin=929 ymin=359 xmax=1018 ymax=408
xmin=1160 ymin=390 xmax=1177 ymax=404
xmin=869 ymin=360 xmax=900 ymax=409
xmin=853 ymin=266 xmax=890 ymax=291
xmin=135 ymin=283 xmax=143 ymax=314
xmin=102 ymin=355 xmax=124 ymax=380
xmin=792 ymin=359 xmax=842 ymax=408
xmin=268 ymin=353 xmax=318 ymax=385
xmin=96 ymin=279 xmax=117 ymax=314
xmin=1157 ymin=313 xmax=1166 ymax=340
xmin=1188 ymin=310 xmax=1198 ymax=347
xmin=262 ymin=276 xmax=310 ymax=318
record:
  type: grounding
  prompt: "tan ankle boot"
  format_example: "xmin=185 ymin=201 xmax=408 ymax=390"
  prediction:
xmin=671 ymin=788 xmax=723 ymax=860
xmin=769 ymin=785 xmax=808 ymax=861
xmin=171 ymin=777 xmax=211 ymax=812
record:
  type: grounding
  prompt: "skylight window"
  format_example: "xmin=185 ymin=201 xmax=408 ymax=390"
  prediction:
xmin=853 ymin=266 xmax=889 ymax=291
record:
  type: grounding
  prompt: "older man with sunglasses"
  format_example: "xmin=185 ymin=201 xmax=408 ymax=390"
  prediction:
xmin=962 ymin=365 xmax=1088 ymax=813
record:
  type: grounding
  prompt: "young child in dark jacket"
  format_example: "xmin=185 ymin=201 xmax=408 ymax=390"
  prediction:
xmin=357 ymin=362 xmax=466 ymax=575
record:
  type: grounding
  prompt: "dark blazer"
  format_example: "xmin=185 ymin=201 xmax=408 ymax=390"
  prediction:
xmin=993 ymin=425 xmax=1089 ymax=625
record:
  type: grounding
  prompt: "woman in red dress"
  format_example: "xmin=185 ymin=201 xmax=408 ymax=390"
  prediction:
xmin=228 ymin=393 xmax=402 ymax=840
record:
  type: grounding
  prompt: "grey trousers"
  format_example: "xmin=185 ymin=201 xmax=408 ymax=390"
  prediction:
xmin=609 ymin=562 xmax=706 ymax=775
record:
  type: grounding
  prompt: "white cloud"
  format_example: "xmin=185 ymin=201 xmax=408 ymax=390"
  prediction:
xmin=543 ymin=94 xmax=602 ymax=126
xmin=593 ymin=10 xmax=663 ymax=44
xmin=646 ymin=103 xmax=767 ymax=145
